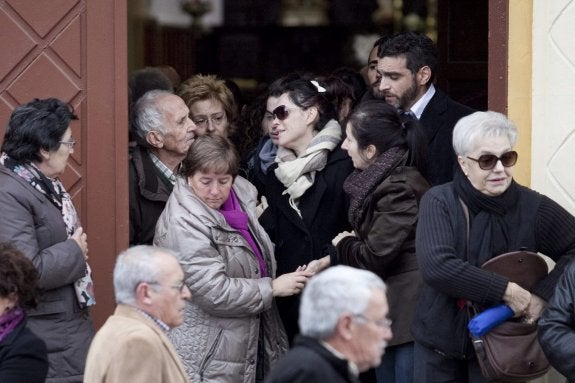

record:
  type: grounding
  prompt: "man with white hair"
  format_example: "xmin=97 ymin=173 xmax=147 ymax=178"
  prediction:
xmin=84 ymin=246 xmax=191 ymax=383
xmin=129 ymin=90 xmax=197 ymax=245
xmin=264 ymin=265 xmax=393 ymax=383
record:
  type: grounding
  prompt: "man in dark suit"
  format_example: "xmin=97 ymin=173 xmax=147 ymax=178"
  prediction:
xmin=264 ymin=266 xmax=393 ymax=383
xmin=377 ymin=32 xmax=475 ymax=186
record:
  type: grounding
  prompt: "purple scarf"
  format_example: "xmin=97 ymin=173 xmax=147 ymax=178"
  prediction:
xmin=0 ymin=306 xmax=25 ymax=343
xmin=219 ymin=189 xmax=267 ymax=277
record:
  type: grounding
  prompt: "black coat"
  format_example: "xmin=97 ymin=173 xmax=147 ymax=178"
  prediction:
xmin=260 ymin=146 xmax=354 ymax=342
xmin=539 ymin=260 xmax=575 ymax=382
xmin=264 ymin=335 xmax=360 ymax=383
xmin=129 ymin=145 xmax=173 ymax=245
xmin=413 ymin=182 xmax=575 ymax=358
xmin=0 ymin=318 xmax=48 ymax=383
xmin=419 ymin=89 xmax=475 ymax=186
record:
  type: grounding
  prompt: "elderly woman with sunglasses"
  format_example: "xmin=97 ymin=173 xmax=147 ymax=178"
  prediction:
xmin=411 ymin=111 xmax=575 ymax=382
xmin=0 ymin=98 xmax=94 ymax=383
xmin=154 ymin=135 xmax=311 ymax=383
xmin=260 ymin=78 xmax=354 ymax=343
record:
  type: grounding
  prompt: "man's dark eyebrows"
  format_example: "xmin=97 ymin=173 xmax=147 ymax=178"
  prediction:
xmin=379 ymin=70 xmax=402 ymax=77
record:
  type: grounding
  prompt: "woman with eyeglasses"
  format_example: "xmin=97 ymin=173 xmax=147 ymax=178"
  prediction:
xmin=411 ymin=111 xmax=575 ymax=382
xmin=0 ymin=98 xmax=94 ymax=383
xmin=259 ymin=78 xmax=354 ymax=344
xmin=154 ymin=135 xmax=312 ymax=383
xmin=177 ymin=74 xmax=237 ymax=138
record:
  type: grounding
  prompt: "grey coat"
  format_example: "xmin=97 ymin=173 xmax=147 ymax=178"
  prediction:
xmin=154 ymin=176 xmax=288 ymax=383
xmin=0 ymin=165 xmax=94 ymax=383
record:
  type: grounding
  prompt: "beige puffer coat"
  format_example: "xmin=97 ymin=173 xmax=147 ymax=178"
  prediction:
xmin=154 ymin=176 xmax=288 ymax=383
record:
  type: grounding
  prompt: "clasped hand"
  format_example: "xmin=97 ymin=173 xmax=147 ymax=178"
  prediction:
xmin=503 ymin=282 xmax=546 ymax=324
xmin=272 ymin=267 xmax=313 ymax=297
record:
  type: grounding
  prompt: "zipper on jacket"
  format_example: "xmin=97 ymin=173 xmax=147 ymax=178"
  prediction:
xmin=198 ymin=328 xmax=223 ymax=380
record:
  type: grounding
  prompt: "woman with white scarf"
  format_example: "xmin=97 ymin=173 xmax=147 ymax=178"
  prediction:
xmin=260 ymin=78 xmax=354 ymax=344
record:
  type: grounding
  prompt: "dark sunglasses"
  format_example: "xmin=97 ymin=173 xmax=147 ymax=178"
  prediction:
xmin=466 ymin=150 xmax=518 ymax=170
xmin=271 ymin=105 xmax=290 ymax=121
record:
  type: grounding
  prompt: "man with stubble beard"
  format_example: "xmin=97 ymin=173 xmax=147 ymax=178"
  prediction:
xmin=361 ymin=36 xmax=387 ymax=102
xmin=377 ymin=32 xmax=474 ymax=186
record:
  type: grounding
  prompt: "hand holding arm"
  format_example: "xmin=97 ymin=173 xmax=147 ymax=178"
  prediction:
xmin=306 ymin=256 xmax=330 ymax=274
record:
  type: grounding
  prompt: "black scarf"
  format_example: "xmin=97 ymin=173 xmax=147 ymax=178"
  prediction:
xmin=453 ymin=168 xmax=519 ymax=265
xmin=343 ymin=146 xmax=406 ymax=229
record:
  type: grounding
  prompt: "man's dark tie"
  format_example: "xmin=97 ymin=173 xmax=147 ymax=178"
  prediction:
xmin=400 ymin=110 xmax=417 ymax=122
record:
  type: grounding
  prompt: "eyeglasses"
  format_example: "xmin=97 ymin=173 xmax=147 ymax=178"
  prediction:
xmin=466 ymin=151 xmax=518 ymax=170
xmin=270 ymin=105 xmax=291 ymax=121
xmin=353 ymin=314 xmax=392 ymax=329
xmin=149 ymin=281 xmax=187 ymax=293
xmin=192 ymin=113 xmax=227 ymax=129
xmin=59 ymin=139 xmax=76 ymax=149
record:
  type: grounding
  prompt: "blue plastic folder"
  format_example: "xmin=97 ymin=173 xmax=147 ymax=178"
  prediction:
xmin=468 ymin=304 xmax=514 ymax=337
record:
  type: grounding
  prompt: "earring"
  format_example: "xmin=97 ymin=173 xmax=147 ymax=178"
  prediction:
xmin=465 ymin=172 xmax=469 ymax=177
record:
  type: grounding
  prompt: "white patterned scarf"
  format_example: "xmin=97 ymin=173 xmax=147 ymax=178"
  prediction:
xmin=274 ymin=119 xmax=342 ymax=216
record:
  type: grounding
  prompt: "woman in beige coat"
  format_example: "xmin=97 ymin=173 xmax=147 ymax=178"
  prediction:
xmin=154 ymin=135 xmax=311 ymax=383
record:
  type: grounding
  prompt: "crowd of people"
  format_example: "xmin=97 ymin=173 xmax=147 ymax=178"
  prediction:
xmin=1 ymin=31 xmax=575 ymax=383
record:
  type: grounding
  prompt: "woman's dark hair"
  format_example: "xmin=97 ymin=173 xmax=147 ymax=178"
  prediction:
xmin=271 ymin=79 xmax=338 ymax=131
xmin=1 ymin=98 xmax=78 ymax=163
xmin=267 ymin=71 xmax=313 ymax=96
xmin=330 ymin=67 xmax=367 ymax=109
xmin=314 ymin=75 xmax=355 ymax=122
xmin=347 ymin=99 xmax=427 ymax=175
xmin=180 ymin=135 xmax=240 ymax=178
xmin=0 ymin=242 xmax=40 ymax=309
xmin=231 ymin=90 xmax=269 ymax=161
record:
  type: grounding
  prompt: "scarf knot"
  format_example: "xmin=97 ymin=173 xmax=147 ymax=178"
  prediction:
xmin=274 ymin=119 xmax=342 ymax=215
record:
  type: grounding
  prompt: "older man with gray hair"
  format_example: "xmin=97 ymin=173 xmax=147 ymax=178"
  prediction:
xmin=265 ymin=265 xmax=393 ymax=383
xmin=129 ymin=90 xmax=197 ymax=245
xmin=84 ymin=246 xmax=191 ymax=383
